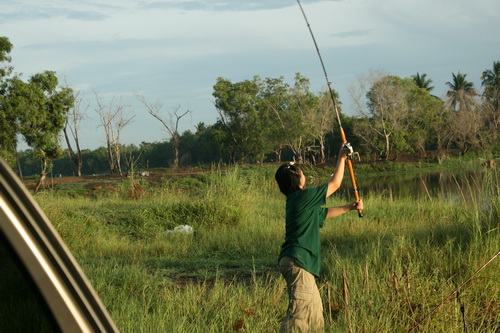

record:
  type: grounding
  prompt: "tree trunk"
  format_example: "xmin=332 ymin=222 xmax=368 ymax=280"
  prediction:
xmin=172 ymin=134 xmax=179 ymax=169
xmin=63 ymin=127 xmax=83 ymax=176
xmin=384 ymin=134 xmax=390 ymax=161
xmin=274 ymin=147 xmax=282 ymax=163
xmin=107 ymin=146 xmax=115 ymax=174
xmin=319 ymin=143 xmax=326 ymax=164
xmin=16 ymin=150 xmax=23 ymax=180
xmin=114 ymin=144 xmax=123 ymax=176
xmin=76 ymin=150 xmax=82 ymax=176
xmin=33 ymin=156 xmax=47 ymax=194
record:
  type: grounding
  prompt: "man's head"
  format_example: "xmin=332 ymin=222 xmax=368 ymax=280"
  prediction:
xmin=275 ymin=162 xmax=305 ymax=196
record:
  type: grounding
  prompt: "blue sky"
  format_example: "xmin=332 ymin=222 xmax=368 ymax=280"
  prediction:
xmin=1 ymin=0 xmax=499 ymax=149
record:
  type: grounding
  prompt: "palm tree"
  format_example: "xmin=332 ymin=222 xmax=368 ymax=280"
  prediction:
xmin=445 ymin=72 xmax=476 ymax=111
xmin=481 ymin=61 xmax=500 ymax=110
xmin=411 ymin=72 xmax=434 ymax=92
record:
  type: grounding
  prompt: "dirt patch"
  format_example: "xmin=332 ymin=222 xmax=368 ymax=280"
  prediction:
xmin=22 ymin=174 xmax=127 ymax=189
xmin=21 ymin=169 xmax=209 ymax=189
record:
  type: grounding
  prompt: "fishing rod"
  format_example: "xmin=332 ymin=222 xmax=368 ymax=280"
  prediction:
xmin=296 ymin=0 xmax=363 ymax=217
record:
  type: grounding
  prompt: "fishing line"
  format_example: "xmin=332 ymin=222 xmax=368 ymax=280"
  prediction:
xmin=296 ymin=0 xmax=363 ymax=217
xmin=296 ymin=0 xmax=342 ymax=127
xmin=408 ymin=251 xmax=499 ymax=332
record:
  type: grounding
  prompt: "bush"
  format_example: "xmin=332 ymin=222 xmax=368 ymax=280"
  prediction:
xmin=167 ymin=199 xmax=242 ymax=229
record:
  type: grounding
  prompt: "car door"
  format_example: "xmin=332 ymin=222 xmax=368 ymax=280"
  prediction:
xmin=0 ymin=157 xmax=118 ymax=332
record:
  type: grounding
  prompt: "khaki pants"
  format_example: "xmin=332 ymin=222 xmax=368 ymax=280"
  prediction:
xmin=279 ymin=257 xmax=324 ymax=333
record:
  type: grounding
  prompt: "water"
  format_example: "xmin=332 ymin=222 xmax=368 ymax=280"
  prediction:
xmin=338 ymin=168 xmax=494 ymax=203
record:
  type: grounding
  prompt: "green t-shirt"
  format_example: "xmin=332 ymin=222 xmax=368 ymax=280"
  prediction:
xmin=279 ymin=183 xmax=328 ymax=277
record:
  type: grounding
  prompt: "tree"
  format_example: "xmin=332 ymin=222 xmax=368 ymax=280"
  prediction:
xmin=0 ymin=36 xmax=16 ymax=164
xmin=445 ymin=72 xmax=483 ymax=154
xmin=351 ymin=73 xmax=414 ymax=160
xmin=63 ymin=91 xmax=87 ymax=176
xmin=0 ymin=37 xmax=13 ymax=72
xmin=213 ymin=76 xmax=267 ymax=163
xmin=481 ymin=61 xmax=500 ymax=111
xmin=481 ymin=61 xmax=500 ymax=150
xmin=213 ymin=74 xmax=336 ymax=164
xmin=445 ymin=72 xmax=476 ymax=112
xmin=258 ymin=76 xmax=294 ymax=162
xmin=95 ymin=92 xmax=134 ymax=175
xmin=426 ymin=103 xmax=454 ymax=163
xmin=411 ymin=72 xmax=434 ymax=92
xmin=264 ymin=74 xmax=321 ymax=163
xmin=121 ymin=145 xmax=142 ymax=177
xmin=136 ymin=94 xmax=190 ymax=169
xmin=178 ymin=122 xmax=227 ymax=165
xmin=313 ymin=90 xmax=336 ymax=163
xmin=7 ymin=71 xmax=74 ymax=192
xmin=406 ymin=82 xmax=444 ymax=157
xmin=286 ymin=74 xmax=321 ymax=163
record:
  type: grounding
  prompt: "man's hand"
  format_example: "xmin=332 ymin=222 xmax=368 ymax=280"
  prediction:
xmin=350 ymin=199 xmax=364 ymax=211
xmin=326 ymin=199 xmax=364 ymax=219
xmin=339 ymin=141 xmax=348 ymax=160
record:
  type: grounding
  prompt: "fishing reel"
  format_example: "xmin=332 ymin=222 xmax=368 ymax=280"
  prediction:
xmin=343 ymin=142 xmax=360 ymax=160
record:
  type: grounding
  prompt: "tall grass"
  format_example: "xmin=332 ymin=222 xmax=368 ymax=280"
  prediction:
xmin=33 ymin=166 xmax=499 ymax=332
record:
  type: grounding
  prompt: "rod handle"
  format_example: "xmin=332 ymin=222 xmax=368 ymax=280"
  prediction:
xmin=345 ymin=158 xmax=363 ymax=218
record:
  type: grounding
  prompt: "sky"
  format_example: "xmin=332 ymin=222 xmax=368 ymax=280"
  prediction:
xmin=1 ymin=0 xmax=499 ymax=150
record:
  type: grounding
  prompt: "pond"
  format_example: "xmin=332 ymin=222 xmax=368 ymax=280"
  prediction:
xmin=337 ymin=167 xmax=498 ymax=203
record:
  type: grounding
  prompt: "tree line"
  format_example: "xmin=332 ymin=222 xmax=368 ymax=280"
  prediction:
xmin=351 ymin=70 xmax=499 ymax=163
xmin=1 ymin=36 xmax=499 ymax=181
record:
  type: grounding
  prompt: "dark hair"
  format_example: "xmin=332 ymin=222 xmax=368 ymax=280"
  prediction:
xmin=275 ymin=162 xmax=303 ymax=196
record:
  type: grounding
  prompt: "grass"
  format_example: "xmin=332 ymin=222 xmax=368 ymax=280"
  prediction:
xmin=29 ymin=165 xmax=500 ymax=332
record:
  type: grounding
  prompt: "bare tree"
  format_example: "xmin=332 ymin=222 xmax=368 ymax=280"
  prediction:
xmin=350 ymin=72 xmax=413 ymax=160
xmin=94 ymin=92 xmax=134 ymax=175
xmin=63 ymin=92 xmax=87 ymax=176
xmin=123 ymin=151 xmax=142 ymax=177
xmin=136 ymin=94 xmax=190 ymax=169
xmin=429 ymin=106 xmax=454 ymax=164
xmin=313 ymin=90 xmax=336 ymax=163
xmin=350 ymin=71 xmax=384 ymax=158
xmin=270 ymin=99 xmax=310 ymax=163
xmin=448 ymin=105 xmax=483 ymax=154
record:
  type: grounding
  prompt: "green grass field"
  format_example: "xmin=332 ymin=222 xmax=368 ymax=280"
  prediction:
xmin=33 ymin=165 xmax=499 ymax=332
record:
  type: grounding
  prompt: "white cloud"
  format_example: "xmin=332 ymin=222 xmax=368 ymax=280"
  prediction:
xmin=2 ymin=0 xmax=499 ymax=149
